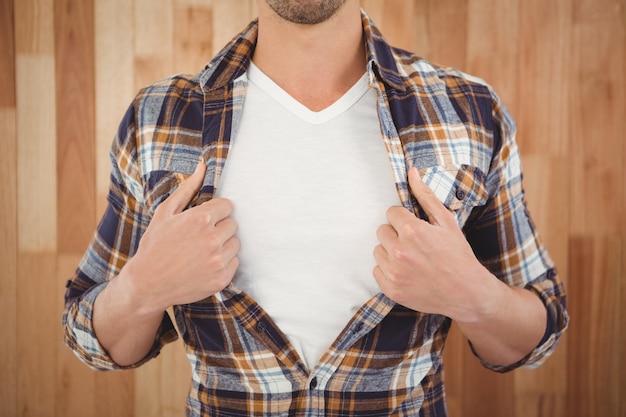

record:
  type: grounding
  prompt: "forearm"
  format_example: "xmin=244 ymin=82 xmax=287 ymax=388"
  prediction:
xmin=92 ymin=268 xmax=166 ymax=367
xmin=453 ymin=270 xmax=547 ymax=366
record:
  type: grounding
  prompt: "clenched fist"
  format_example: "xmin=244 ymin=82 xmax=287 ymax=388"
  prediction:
xmin=124 ymin=161 xmax=240 ymax=312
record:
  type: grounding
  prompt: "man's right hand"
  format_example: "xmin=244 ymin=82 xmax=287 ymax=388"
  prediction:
xmin=93 ymin=160 xmax=239 ymax=366
xmin=122 ymin=160 xmax=240 ymax=314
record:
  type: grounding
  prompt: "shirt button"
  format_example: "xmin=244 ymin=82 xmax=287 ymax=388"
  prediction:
xmin=455 ymin=188 xmax=465 ymax=200
xmin=309 ymin=377 xmax=318 ymax=390
xmin=256 ymin=321 xmax=266 ymax=333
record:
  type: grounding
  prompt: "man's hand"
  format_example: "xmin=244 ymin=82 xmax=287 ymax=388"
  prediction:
xmin=373 ymin=167 xmax=547 ymax=366
xmin=123 ymin=161 xmax=240 ymax=314
xmin=373 ymin=166 xmax=491 ymax=322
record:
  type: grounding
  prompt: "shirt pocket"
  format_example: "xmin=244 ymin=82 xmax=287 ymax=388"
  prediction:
xmin=143 ymin=170 xmax=189 ymax=216
xmin=144 ymin=165 xmax=216 ymax=217
xmin=417 ymin=164 xmax=489 ymax=227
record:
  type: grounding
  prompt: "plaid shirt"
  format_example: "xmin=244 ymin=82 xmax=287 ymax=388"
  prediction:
xmin=63 ymin=11 xmax=568 ymax=417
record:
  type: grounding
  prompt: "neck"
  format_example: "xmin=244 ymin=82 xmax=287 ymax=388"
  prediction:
xmin=253 ymin=1 xmax=366 ymax=111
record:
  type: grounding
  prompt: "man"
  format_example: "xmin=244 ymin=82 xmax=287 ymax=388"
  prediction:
xmin=63 ymin=1 xmax=568 ymax=415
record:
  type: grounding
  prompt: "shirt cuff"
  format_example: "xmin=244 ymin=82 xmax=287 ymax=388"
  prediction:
xmin=469 ymin=268 xmax=568 ymax=373
xmin=63 ymin=281 xmax=179 ymax=371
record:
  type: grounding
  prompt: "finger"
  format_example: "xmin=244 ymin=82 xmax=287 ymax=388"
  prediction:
xmin=408 ymin=167 xmax=456 ymax=228
xmin=376 ymin=223 xmax=398 ymax=248
xmin=214 ymin=217 xmax=238 ymax=243
xmin=158 ymin=161 xmax=207 ymax=217
xmin=222 ymin=236 xmax=241 ymax=261
xmin=200 ymin=198 xmax=235 ymax=226
xmin=372 ymin=244 xmax=389 ymax=268
xmin=372 ymin=264 xmax=387 ymax=288
xmin=385 ymin=206 xmax=420 ymax=237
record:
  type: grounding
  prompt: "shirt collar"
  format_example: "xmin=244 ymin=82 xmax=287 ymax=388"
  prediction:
xmin=198 ymin=10 xmax=408 ymax=93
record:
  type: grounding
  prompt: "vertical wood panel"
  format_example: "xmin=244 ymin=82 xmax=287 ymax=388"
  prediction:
xmin=133 ymin=0 xmax=174 ymax=89
xmin=566 ymin=2 xmax=624 ymax=416
xmin=173 ymin=1 xmax=214 ymax=74
xmin=516 ymin=0 xmax=572 ymax=156
xmin=55 ymin=0 xmax=96 ymax=253
xmin=94 ymin=0 xmax=134 ymax=215
xmin=0 ymin=110 xmax=18 ymax=417
xmin=466 ymin=0 xmax=519 ymax=107
xmin=15 ymin=0 xmax=57 ymax=253
xmin=0 ymin=0 xmax=18 ymax=415
xmin=54 ymin=1 xmax=97 ymax=416
xmin=568 ymin=237 xmax=622 ymax=417
xmin=416 ymin=0 xmax=468 ymax=70
xmin=13 ymin=1 xmax=58 ymax=416
xmin=0 ymin=0 xmax=16 ymax=108
xmin=1 ymin=1 xmax=624 ymax=416
xmin=16 ymin=254 xmax=58 ymax=417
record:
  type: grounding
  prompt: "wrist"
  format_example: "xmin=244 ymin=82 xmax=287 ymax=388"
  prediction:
xmin=115 ymin=258 xmax=169 ymax=317
xmin=448 ymin=266 xmax=510 ymax=327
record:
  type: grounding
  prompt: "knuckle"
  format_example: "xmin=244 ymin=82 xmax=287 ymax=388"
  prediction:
xmin=385 ymin=286 xmax=404 ymax=304
xmin=390 ymin=245 xmax=411 ymax=264
xmin=388 ymin=267 xmax=404 ymax=283
xmin=399 ymin=222 xmax=419 ymax=240
xmin=204 ymin=233 xmax=223 ymax=251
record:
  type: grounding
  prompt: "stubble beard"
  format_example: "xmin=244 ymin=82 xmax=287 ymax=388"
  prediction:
xmin=264 ymin=0 xmax=348 ymax=25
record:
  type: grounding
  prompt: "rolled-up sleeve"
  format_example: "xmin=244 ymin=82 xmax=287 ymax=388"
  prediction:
xmin=62 ymin=99 xmax=178 ymax=371
xmin=465 ymin=90 xmax=569 ymax=372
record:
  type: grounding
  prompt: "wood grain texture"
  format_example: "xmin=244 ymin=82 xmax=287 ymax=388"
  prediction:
xmin=0 ymin=1 xmax=17 ymax=415
xmin=55 ymin=0 xmax=96 ymax=254
xmin=1 ymin=1 xmax=624 ymax=416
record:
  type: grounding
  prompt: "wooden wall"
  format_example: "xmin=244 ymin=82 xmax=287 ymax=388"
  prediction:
xmin=0 ymin=0 xmax=624 ymax=416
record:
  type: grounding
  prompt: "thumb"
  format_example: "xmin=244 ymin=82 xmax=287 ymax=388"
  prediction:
xmin=408 ymin=166 xmax=453 ymax=227
xmin=157 ymin=160 xmax=207 ymax=217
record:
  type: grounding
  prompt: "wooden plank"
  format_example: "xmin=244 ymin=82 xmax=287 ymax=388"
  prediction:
xmin=210 ymin=0 xmax=258 ymax=53
xmin=13 ymin=0 xmax=54 ymax=55
xmin=16 ymin=254 xmax=58 ymax=417
xmin=95 ymin=372 xmax=135 ymax=417
xmin=569 ymin=11 xmax=624 ymax=236
xmin=54 ymin=0 xmax=98 ymax=415
xmin=361 ymin=0 xmax=420 ymax=52
xmin=0 ymin=2 xmax=18 ymax=416
xmin=173 ymin=2 xmax=214 ymax=74
xmin=0 ymin=0 xmax=16 ymax=108
xmin=0 ymin=108 xmax=18 ymax=417
xmin=617 ymin=6 xmax=624 ymax=415
xmin=622 ymin=237 xmax=625 ymax=417
xmin=133 ymin=0 xmax=173 ymax=89
xmin=515 ymin=0 xmax=572 ymax=156
xmin=55 ymin=0 xmax=96 ymax=254
xmin=94 ymin=0 xmax=135 ymax=216
xmin=421 ymin=0 xmax=468 ymax=70
xmin=465 ymin=0 xmax=520 ymax=108
xmin=14 ymin=7 xmax=58 ymax=416
xmin=567 ymin=236 xmax=622 ymax=417
xmin=461 ymin=348 xmax=515 ymax=417
xmin=15 ymin=53 xmax=57 ymax=253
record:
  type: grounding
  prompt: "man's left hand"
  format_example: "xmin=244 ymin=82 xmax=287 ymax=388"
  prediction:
xmin=373 ymin=167 xmax=491 ymax=321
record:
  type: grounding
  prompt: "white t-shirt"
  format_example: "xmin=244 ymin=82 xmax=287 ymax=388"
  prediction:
xmin=215 ymin=63 xmax=399 ymax=369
